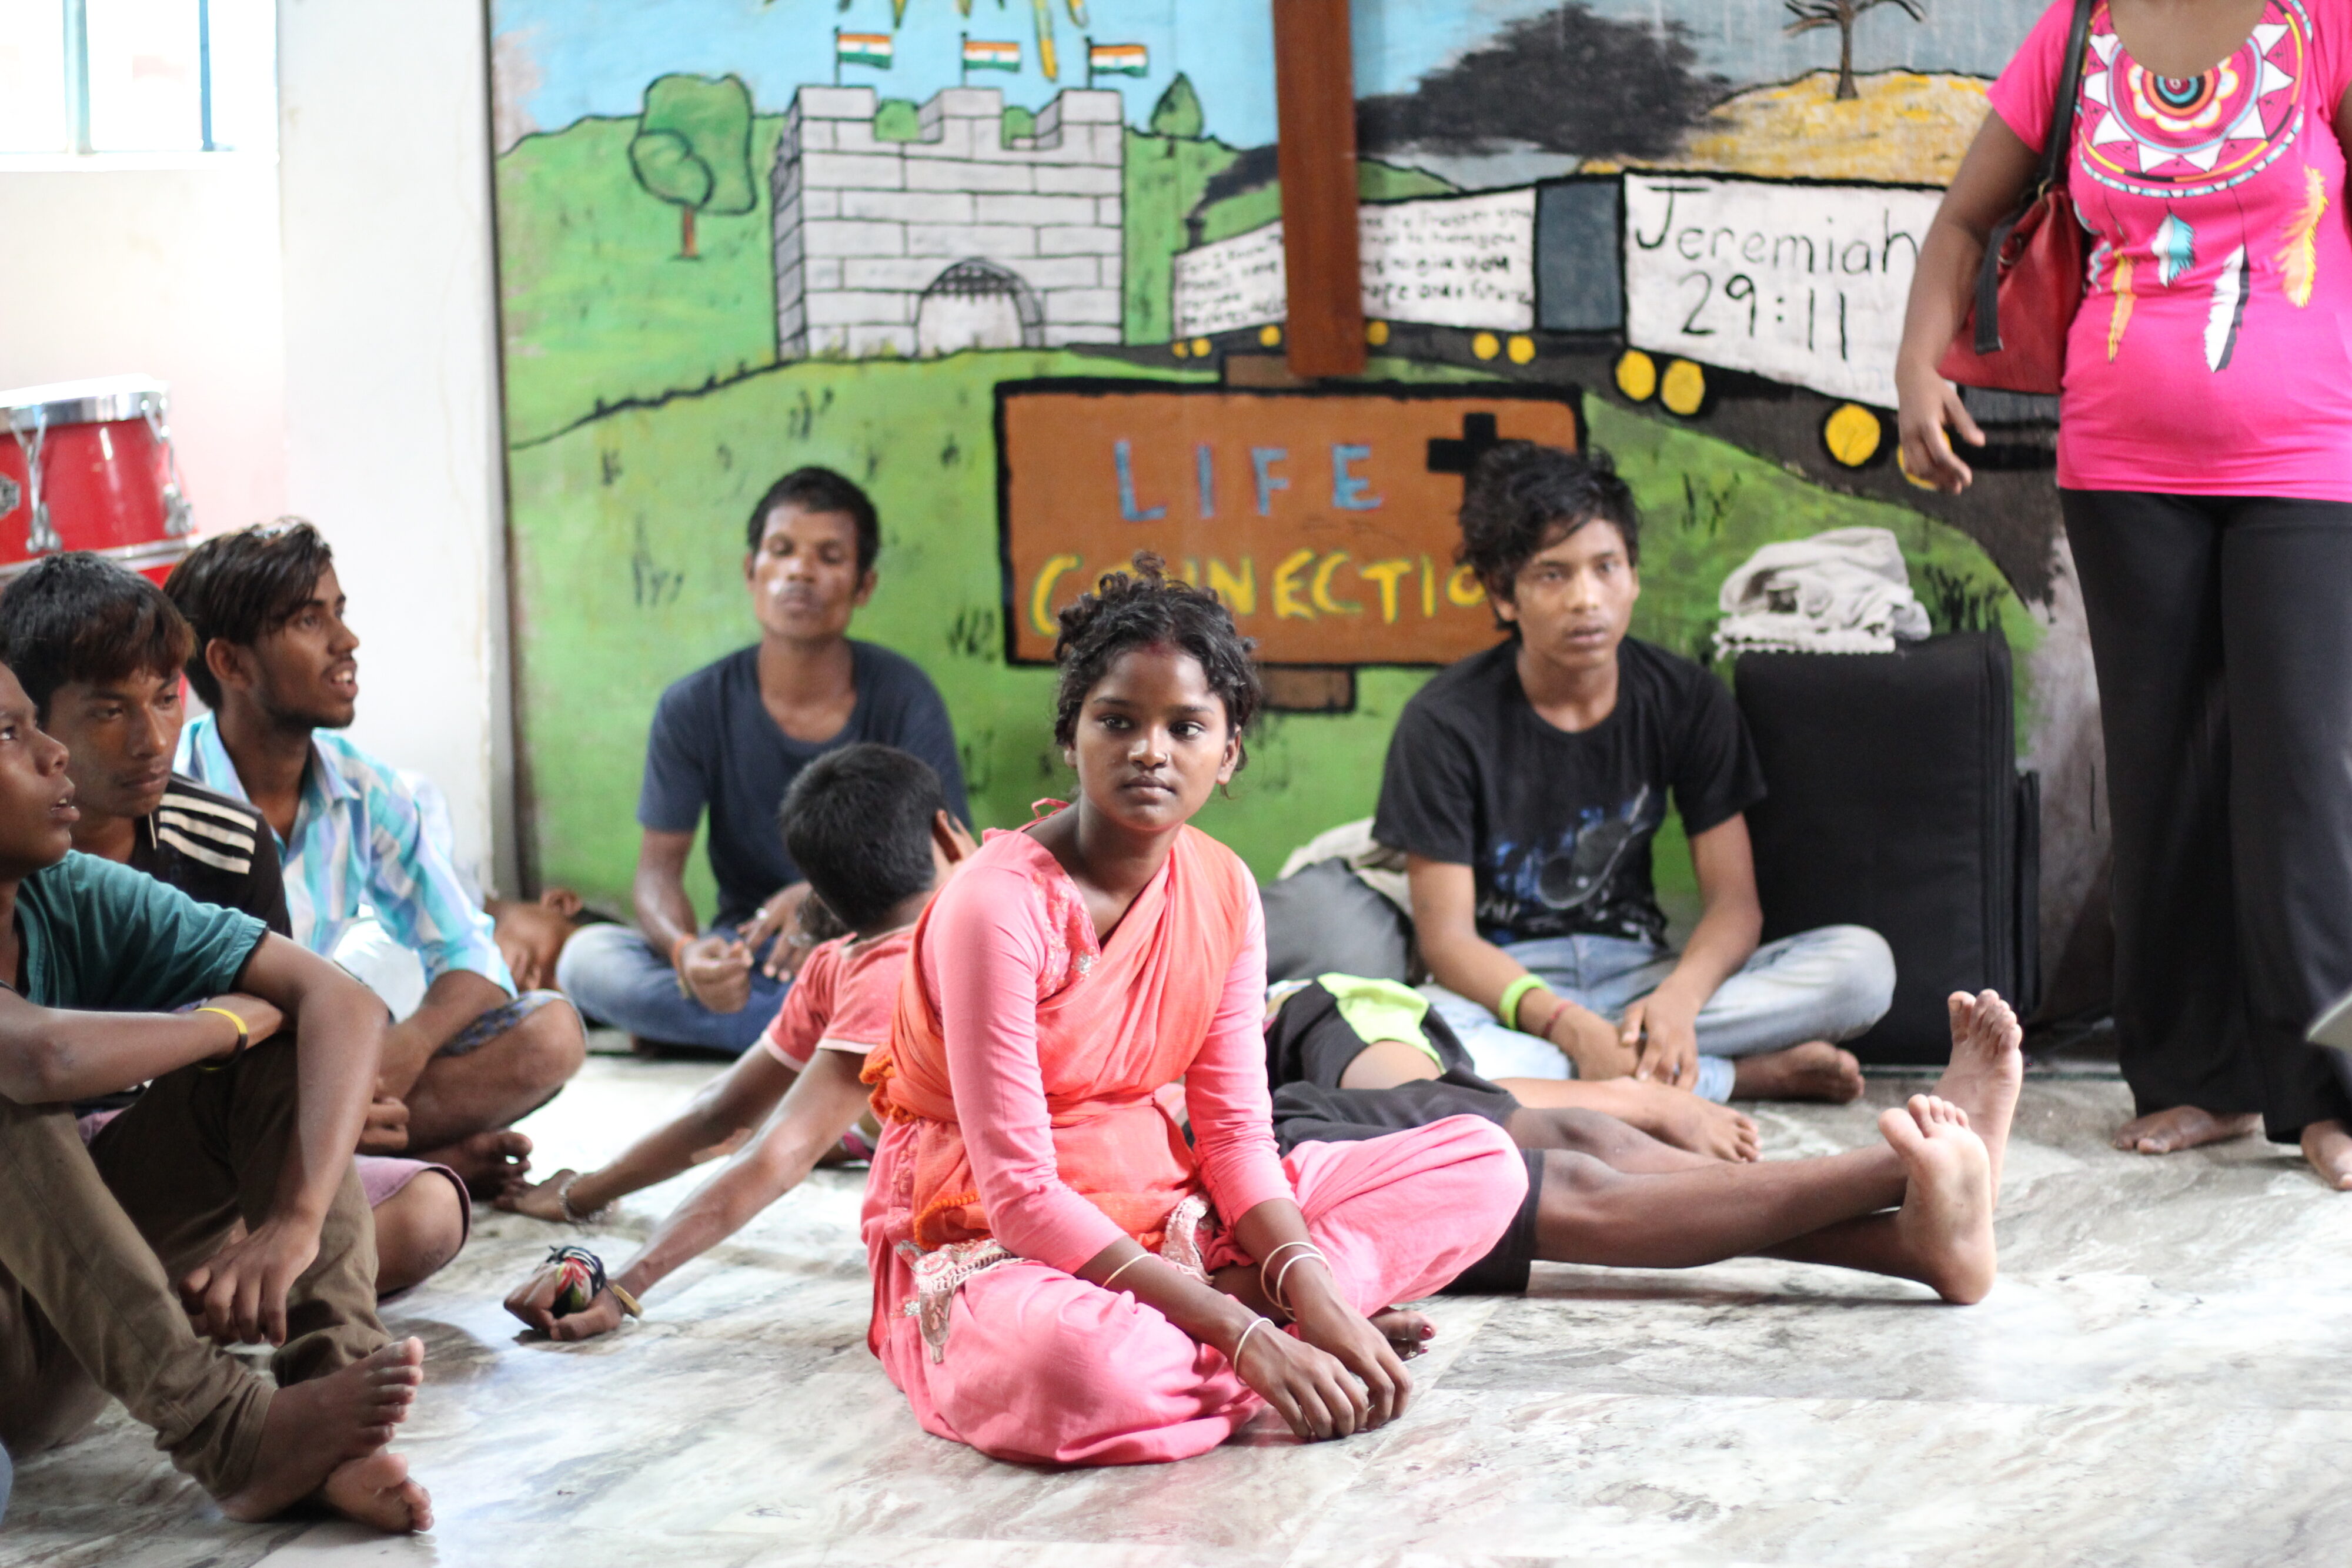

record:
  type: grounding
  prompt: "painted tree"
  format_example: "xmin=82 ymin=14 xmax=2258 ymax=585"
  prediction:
xmin=1150 ymin=73 xmax=1204 ymax=139
xmin=629 ymin=73 xmax=756 ymax=260
xmin=1783 ymin=0 xmax=1925 ymax=102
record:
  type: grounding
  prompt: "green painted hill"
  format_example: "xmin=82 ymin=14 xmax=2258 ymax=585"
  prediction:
xmin=507 ymin=349 xmax=2028 ymax=915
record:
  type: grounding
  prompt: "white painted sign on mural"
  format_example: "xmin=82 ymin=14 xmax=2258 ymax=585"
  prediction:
xmin=1171 ymin=189 xmax=1536 ymax=337
xmin=1172 ymin=223 xmax=1288 ymax=338
xmin=1358 ymin=189 xmax=1535 ymax=330
xmin=1622 ymin=173 xmax=1942 ymax=407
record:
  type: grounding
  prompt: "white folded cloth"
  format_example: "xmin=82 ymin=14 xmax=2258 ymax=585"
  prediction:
xmin=1712 ymin=526 xmax=1933 ymax=658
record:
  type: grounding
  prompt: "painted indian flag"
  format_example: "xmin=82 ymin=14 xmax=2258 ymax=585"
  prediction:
xmin=963 ymin=37 xmax=1021 ymax=71
xmin=1088 ymin=42 xmax=1147 ymax=76
xmin=836 ymin=31 xmax=893 ymax=69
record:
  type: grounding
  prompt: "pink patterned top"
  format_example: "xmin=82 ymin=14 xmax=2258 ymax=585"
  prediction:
xmin=1991 ymin=0 xmax=2352 ymax=497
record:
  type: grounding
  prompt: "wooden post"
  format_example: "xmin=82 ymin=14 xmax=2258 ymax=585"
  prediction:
xmin=1272 ymin=0 xmax=1367 ymax=379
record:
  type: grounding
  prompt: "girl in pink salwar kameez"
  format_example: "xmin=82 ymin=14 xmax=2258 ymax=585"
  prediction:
xmin=861 ymin=557 xmax=1525 ymax=1465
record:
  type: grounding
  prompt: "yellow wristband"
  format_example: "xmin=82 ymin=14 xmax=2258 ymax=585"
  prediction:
xmin=1497 ymin=975 xmax=1549 ymax=1034
xmin=193 ymin=1005 xmax=249 ymax=1069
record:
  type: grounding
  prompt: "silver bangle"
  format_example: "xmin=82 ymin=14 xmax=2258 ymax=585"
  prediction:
xmin=1098 ymin=1253 xmax=1149 ymax=1292
xmin=1270 ymin=1248 xmax=1330 ymax=1316
xmin=1231 ymin=1316 xmax=1271 ymax=1368
xmin=1257 ymin=1239 xmax=1318 ymax=1306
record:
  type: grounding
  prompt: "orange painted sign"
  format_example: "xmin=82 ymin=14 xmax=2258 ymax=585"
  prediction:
xmin=998 ymin=380 xmax=1584 ymax=665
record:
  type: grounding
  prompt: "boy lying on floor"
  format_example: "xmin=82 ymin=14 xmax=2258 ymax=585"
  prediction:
xmin=0 ymin=658 xmax=429 ymax=1532
xmin=1266 ymin=972 xmax=2024 ymax=1301
xmin=502 ymin=744 xmax=971 ymax=1338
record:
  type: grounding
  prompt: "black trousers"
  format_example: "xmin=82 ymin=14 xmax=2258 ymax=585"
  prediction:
xmin=2064 ymin=490 xmax=2352 ymax=1139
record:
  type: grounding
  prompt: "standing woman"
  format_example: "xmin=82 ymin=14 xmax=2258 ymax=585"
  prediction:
xmin=1896 ymin=0 xmax=2352 ymax=1182
xmin=861 ymin=557 xmax=1526 ymax=1463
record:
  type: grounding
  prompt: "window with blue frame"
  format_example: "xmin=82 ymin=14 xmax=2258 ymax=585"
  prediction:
xmin=0 ymin=0 xmax=273 ymax=153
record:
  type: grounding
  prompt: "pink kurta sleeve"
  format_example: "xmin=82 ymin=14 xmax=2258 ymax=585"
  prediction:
xmin=926 ymin=864 xmax=1130 ymax=1273
xmin=1174 ymin=888 xmax=1292 ymax=1228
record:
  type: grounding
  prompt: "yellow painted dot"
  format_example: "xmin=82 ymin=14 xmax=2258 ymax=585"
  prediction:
xmin=1660 ymin=359 xmax=1707 ymax=416
xmin=1506 ymin=334 xmax=1536 ymax=365
xmin=1471 ymin=332 xmax=1501 ymax=360
xmin=1823 ymin=403 xmax=1883 ymax=467
xmin=1365 ymin=319 xmax=1391 ymax=346
xmin=1191 ymin=337 xmax=1211 ymax=357
xmin=1614 ymin=350 xmax=1658 ymax=402
xmin=1171 ymin=339 xmax=1190 ymax=359
xmin=1258 ymin=324 xmax=1282 ymax=347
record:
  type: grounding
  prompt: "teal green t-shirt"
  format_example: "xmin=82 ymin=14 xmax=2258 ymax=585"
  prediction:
xmin=18 ymin=852 xmax=266 ymax=1010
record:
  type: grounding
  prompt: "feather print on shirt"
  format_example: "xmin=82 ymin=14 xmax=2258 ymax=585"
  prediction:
xmin=2279 ymin=167 xmax=2328 ymax=307
xmin=2155 ymin=213 xmax=2196 ymax=287
xmin=2109 ymin=250 xmax=2136 ymax=360
xmin=2206 ymin=245 xmax=2249 ymax=371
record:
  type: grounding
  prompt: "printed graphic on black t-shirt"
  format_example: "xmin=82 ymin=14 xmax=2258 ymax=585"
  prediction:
xmin=1373 ymin=638 xmax=1765 ymax=947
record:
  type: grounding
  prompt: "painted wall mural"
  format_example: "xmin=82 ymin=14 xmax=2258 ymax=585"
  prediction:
xmin=490 ymin=0 xmax=2108 ymax=1014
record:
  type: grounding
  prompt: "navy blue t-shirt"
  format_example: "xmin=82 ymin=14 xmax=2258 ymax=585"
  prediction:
xmin=637 ymin=641 xmax=970 ymax=927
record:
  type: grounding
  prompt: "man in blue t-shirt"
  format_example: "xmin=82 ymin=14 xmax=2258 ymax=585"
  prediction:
xmin=559 ymin=467 xmax=968 ymax=1054
xmin=0 ymin=659 xmax=432 ymax=1533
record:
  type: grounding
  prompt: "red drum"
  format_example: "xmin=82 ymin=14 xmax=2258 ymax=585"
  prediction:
xmin=0 ymin=375 xmax=195 ymax=588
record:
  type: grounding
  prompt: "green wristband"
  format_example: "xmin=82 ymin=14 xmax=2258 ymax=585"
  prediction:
xmin=1497 ymin=975 xmax=1550 ymax=1033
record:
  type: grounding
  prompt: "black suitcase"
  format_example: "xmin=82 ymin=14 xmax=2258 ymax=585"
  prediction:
xmin=1735 ymin=633 xmax=2042 ymax=1064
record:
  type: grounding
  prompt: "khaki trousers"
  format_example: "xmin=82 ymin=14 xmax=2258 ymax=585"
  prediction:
xmin=0 ymin=1039 xmax=385 ymax=1497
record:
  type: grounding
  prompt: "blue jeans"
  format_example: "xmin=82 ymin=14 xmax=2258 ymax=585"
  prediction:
xmin=1423 ymin=925 xmax=1895 ymax=1103
xmin=556 ymin=921 xmax=789 ymax=1057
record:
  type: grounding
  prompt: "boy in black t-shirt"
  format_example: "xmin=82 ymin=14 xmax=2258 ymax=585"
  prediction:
xmin=1375 ymin=442 xmax=1893 ymax=1104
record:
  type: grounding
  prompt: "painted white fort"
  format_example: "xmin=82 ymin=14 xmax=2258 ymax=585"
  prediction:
xmin=771 ymin=85 xmax=1125 ymax=360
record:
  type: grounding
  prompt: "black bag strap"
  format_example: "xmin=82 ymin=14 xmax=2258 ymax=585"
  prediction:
xmin=1973 ymin=0 xmax=2097 ymax=355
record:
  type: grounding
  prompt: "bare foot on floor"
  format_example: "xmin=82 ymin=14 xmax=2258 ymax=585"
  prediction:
xmin=1880 ymin=1094 xmax=1996 ymax=1305
xmin=2112 ymin=1105 xmax=2259 ymax=1157
xmin=418 ymin=1130 xmax=533 ymax=1199
xmin=2303 ymin=1119 xmax=2352 ymax=1190
xmin=1368 ymin=1307 xmax=1434 ymax=1359
xmin=1637 ymin=1088 xmax=1760 ymax=1162
xmin=319 ymin=1449 xmax=433 ymax=1533
xmin=1732 ymin=1041 xmax=1865 ymax=1104
xmin=219 ymin=1338 xmax=425 ymax=1523
xmin=1934 ymin=990 xmax=2025 ymax=1192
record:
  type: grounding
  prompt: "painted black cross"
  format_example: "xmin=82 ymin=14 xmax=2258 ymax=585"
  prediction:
xmin=1426 ymin=412 xmax=1502 ymax=476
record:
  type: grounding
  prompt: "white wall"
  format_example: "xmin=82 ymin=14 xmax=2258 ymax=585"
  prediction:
xmin=274 ymin=0 xmax=514 ymax=892
xmin=0 ymin=1 xmax=514 ymax=891
xmin=0 ymin=158 xmax=290 ymax=535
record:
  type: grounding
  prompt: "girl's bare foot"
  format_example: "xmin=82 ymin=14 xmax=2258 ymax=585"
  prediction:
xmin=417 ymin=1130 xmax=533 ymax=1199
xmin=1368 ymin=1307 xmax=1434 ymax=1358
xmin=2112 ymin=1105 xmax=2260 ymax=1156
xmin=1880 ymin=1095 xmax=1996 ymax=1305
xmin=1732 ymin=1041 xmax=1865 ymax=1104
xmin=2301 ymin=1119 xmax=2352 ymax=1190
xmin=219 ymin=1338 xmax=425 ymax=1523
xmin=1933 ymin=991 xmax=2025 ymax=1191
xmin=319 ymin=1449 xmax=433 ymax=1533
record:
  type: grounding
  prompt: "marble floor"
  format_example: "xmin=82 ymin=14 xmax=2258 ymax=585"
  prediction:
xmin=11 ymin=1049 xmax=2352 ymax=1567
